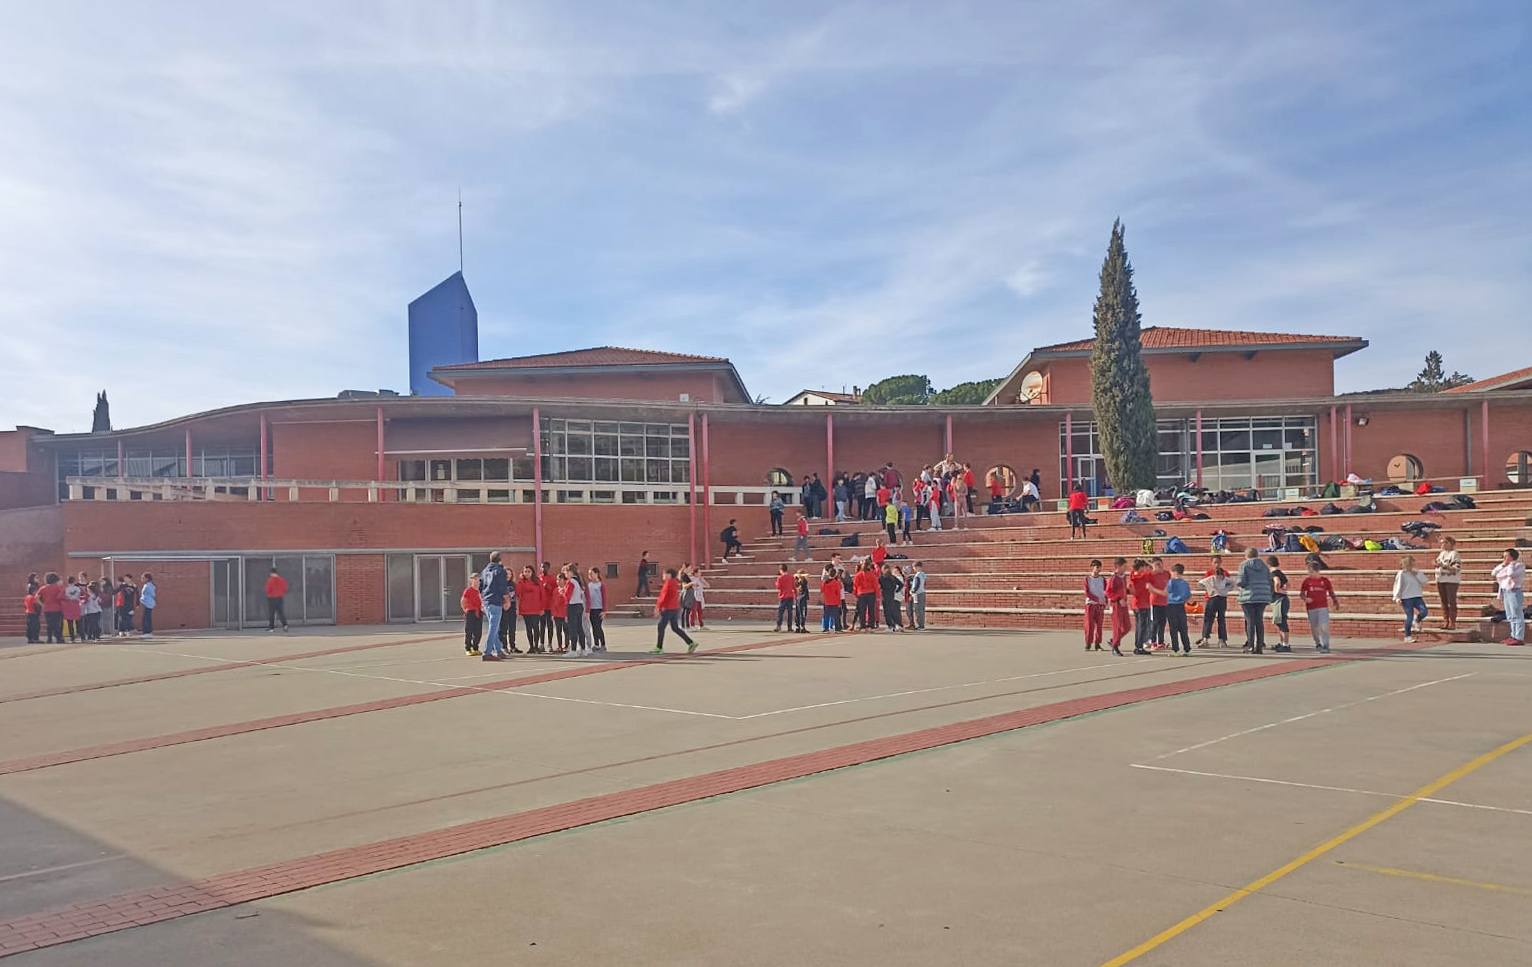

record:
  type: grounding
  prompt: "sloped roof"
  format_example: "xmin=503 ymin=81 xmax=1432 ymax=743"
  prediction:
xmin=1035 ymin=326 xmax=1366 ymax=354
xmin=1441 ymin=365 xmax=1532 ymax=394
xmin=434 ymin=347 xmax=729 ymax=372
xmin=784 ymin=389 xmax=862 ymax=403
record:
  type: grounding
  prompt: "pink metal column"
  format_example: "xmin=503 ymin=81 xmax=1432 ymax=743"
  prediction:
xmin=944 ymin=414 xmax=953 ymax=455
xmin=687 ymin=413 xmax=698 ymax=566
xmin=701 ymin=413 xmax=712 ymax=562
xmin=375 ymin=407 xmax=385 ymax=482
xmin=532 ymin=408 xmax=544 ymax=564
xmin=1329 ymin=405 xmax=1338 ymax=482
xmin=1195 ymin=409 xmax=1203 ymax=487
xmin=1064 ymin=412 xmax=1073 ymax=491
xmin=116 ymin=439 xmax=123 ymax=477
xmin=184 ymin=428 xmax=193 ymax=478
xmin=1481 ymin=399 xmax=1491 ymax=486
xmin=1344 ymin=404 xmax=1353 ymax=477
xmin=259 ymin=413 xmax=268 ymax=501
xmin=825 ymin=413 xmax=835 ymax=493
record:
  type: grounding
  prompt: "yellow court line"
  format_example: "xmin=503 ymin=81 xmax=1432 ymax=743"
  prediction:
xmin=1096 ymin=730 xmax=1532 ymax=967
xmin=1335 ymin=861 xmax=1532 ymax=898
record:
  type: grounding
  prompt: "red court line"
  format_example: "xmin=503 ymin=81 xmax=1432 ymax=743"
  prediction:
xmin=0 ymin=651 xmax=1370 ymax=958
xmin=0 ymin=634 xmax=457 ymax=706
xmin=0 ymin=635 xmax=827 ymax=777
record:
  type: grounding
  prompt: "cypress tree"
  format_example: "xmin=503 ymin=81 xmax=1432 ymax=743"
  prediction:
xmin=1089 ymin=220 xmax=1157 ymax=492
xmin=91 ymin=391 xmax=112 ymax=433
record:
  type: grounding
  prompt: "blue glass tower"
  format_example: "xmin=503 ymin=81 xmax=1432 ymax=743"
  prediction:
xmin=407 ymin=272 xmax=478 ymax=396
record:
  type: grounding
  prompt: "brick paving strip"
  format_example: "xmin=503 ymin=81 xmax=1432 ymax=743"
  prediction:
xmin=0 ymin=635 xmax=828 ymax=776
xmin=0 ymin=649 xmax=1407 ymax=957
xmin=0 ymin=634 xmax=458 ymax=706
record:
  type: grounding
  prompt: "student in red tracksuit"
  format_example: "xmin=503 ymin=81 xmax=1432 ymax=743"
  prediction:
xmin=549 ymin=574 xmax=570 ymax=652
xmin=460 ymin=581 xmax=484 ymax=655
xmin=773 ymin=564 xmax=795 ymax=632
xmin=1105 ymin=557 xmax=1131 ymax=656
xmin=516 ymin=566 xmax=546 ymax=652
xmin=1130 ymin=560 xmax=1155 ymax=655
xmin=651 ymin=568 xmax=697 ymax=654
xmin=1084 ymin=559 xmax=1106 ymax=651
xmin=1068 ymin=486 xmax=1090 ymax=539
xmin=962 ymin=463 xmax=977 ymax=515
xmin=853 ymin=560 xmax=879 ymax=630
xmin=871 ymin=539 xmax=888 ymax=569
xmin=539 ymin=561 xmax=558 ymax=648
xmin=821 ymin=565 xmax=844 ymax=632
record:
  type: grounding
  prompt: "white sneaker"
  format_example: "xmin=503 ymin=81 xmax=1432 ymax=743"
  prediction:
xmin=140 ymin=633 xmax=153 ymax=639
xmin=1402 ymin=636 xmax=1416 ymax=643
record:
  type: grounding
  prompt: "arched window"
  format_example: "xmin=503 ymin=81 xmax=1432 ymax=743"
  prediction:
xmin=1386 ymin=453 xmax=1424 ymax=484
xmin=1506 ymin=451 xmax=1532 ymax=486
xmin=985 ymin=465 xmax=1017 ymax=493
xmin=765 ymin=468 xmax=793 ymax=488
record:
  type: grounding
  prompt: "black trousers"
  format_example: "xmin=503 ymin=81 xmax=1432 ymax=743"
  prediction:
xmin=589 ymin=609 xmax=606 ymax=649
xmin=1134 ymin=608 xmax=1152 ymax=649
xmin=552 ymin=616 xmax=566 ymax=648
xmin=770 ymin=510 xmax=783 ymax=536
xmin=635 ymin=566 xmax=651 ymax=597
xmin=267 ymin=596 xmax=288 ymax=630
xmin=882 ymin=594 xmax=902 ymax=629
xmin=26 ymin=612 xmax=41 ymax=642
xmin=45 ymin=612 xmax=64 ymax=643
xmin=464 ymin=611 xmax=482 ymax=648
xmin=886 ymin=523 xmax=897 ymax=543
xmin=499 ymin=609 xmax=515 ymax=649
xmin=657 ymin=608 xmax=692 ymax=648
xmin=1167 ymin=603 xmax=1190 ymax=650
xmin=1242 ymin=602 xmax=1268 ymax=651
xmin=723 ymin=539 xmax=742 ymax=559
xmin=522 ymin=615 xmax=541 ymax=647
xmin=855 ymin=593 xmax=877 ymax=629
xmin=1151 ymin=605 xmax=1167 ymax=644
xmin=775 ymin=598 xmax=794 ymax=629
xmin=1201 ymin=597 xmax=1228 ymax=642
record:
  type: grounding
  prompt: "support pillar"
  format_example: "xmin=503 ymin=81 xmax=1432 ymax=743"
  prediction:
xmin=1344 ymin=404 xmax=1353 ymax=478
xmin=702 ymin=413 xmax=712 ymax=563
xmin=375 ymin=407 xmax=385 ymax=483
xmin=116 ymin=439 xmax=124 ymax=478
xmin=687 ymin=413 xmax=698 ymax=566
xmin=259 ymin=412 xmax=269 ymax=502
xmin=1064 ymin=412 xmax=1073 ymax=493
xmin=1329 ymin=405 xmax=1338 ymax=482
xmin=532 ymin=408 xmax=544 ymax=565
xmin=944 ymin=414 xmax=953 ymax=456
xmin=1481 ymin=399 xmax=1491 ymax=487
xmin=1195 ymin=409 xmax=1203 ymax=487
xmin=825 ymin=413 xmax=835 ymax=498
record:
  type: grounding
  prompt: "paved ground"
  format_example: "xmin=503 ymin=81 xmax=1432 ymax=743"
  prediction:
xmin=0 ymin=621 xmax=1528 ymax=965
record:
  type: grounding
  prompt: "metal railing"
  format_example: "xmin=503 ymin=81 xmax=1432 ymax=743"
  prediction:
xmin=64 ymin=477 xmax=779 ymax=507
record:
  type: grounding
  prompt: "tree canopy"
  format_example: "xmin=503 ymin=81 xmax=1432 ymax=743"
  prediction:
xmin=1408 ymin=351 xmax=1473 ymax=392
xmin=857 ymin=374 xmax=1001 ymax=406
xmin=930 ymin=378 xmax=1002 ymax=405
xmin=1088 ymin=220 xmax=1158 ymax=492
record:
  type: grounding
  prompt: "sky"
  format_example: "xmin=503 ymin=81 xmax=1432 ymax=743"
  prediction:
xmin=1 ymin=0 xmax=1528 ymax=432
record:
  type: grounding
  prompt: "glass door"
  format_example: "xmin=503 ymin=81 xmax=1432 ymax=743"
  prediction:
xmin=210 ymin=559 xmax=242 ymax=629
xmin=414 ymin=554 xmax=471 ymax=621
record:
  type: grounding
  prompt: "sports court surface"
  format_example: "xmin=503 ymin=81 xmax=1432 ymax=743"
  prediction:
xmin=0 ymin=622 xmax=1528 ymax=965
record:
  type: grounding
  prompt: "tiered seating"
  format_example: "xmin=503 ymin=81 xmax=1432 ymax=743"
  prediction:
xmin=698 ymin=489 xmax=1532 ymax=642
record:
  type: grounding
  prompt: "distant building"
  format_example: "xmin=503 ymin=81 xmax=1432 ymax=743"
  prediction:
xmin=782 ymin=389 xmax=862 ymax=406
xmin=407 ymin=272 xmax=477 ymax=397
xmin=431 ymin=347 xmax=752 ymax=404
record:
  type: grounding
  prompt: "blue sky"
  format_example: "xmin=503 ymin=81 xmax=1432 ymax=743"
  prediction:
xmin=1 ymin=0 xmax=1527 ymax=431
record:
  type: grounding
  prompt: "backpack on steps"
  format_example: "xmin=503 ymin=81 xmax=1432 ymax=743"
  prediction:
xmin=839 ymin=533 xmax=860 ymax=548
xmin=1141 ymin=537 xmax=1155 ymax=555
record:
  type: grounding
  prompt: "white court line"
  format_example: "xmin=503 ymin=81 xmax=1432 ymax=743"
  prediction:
xmin=501 ymin=691 xmax=736 ymax=719
xmin=1130 ymin=764 xmax=1532 ymax=818
xmin=734 ymin=658 xmax=1167 ymax=719
xmin=0 ymin=855 xmax=125 ymax=885
xmin=1152 ymin=673 xmax=1474 ymax=760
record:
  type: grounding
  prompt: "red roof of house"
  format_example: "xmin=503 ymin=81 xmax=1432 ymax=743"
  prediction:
xmin=435 ymin=347 xmax=730 ymax=372
xmin=1035 ymin=326 xmax=1365 ymax=354
xmin=1441 ymin=365 xmax=1532 ymax=394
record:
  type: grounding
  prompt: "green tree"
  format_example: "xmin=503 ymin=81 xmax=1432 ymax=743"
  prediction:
xmin=91 ymin=391 xmax=111 ymax=433
xmin=862 ymin=374 xmax=932 ymax=406
xmin=1088 ymin=220 xmax=1157 ymax=491
xmin=930 ymin=378 xmax=1002 ymax=405
xmin=1408 ymin=351 xmax=1473 ymax=392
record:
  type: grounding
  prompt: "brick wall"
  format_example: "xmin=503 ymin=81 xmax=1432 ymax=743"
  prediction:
xmin=449 ymin=371 xmax=732 ymax=403
xmin=1031 ymin=350 xmax=1340 ymax=405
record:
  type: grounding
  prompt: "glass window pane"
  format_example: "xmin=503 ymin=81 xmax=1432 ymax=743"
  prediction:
xmin=566 ymin=433 xmax=592 ymax=455
xmin=429 ymin=460 xmax=452 ymax=481
xmin=303 ymin=556 xmax=334 ymax=622
xmin=619 ymin=423 xmax=644 ymax=435
xmin=645 ymin=436 xmax=669 ymax=457
xmin=620 ymin=458 xmax=645 ymax=482
xmin=671 ymin=436 xmax=689 ymax=459
xmin=456 ymin=459 xmax=483 ymax=481
xmin=566 ymin=420 xmax=591 ymax=433
xmin=386 ymin=554 xmax=415 ymax=621
xmin=399 ymin=460 xmax=426 ymax=481
xmin=483 ymin=458 xmax=509 ymax=480
xmin=673 ymin=460 xmax=691 ymax=484
xmin=512 ymin=456 xmax=533 ymax=481
xmin=1252 ymin=430 xmax=1283 ymax=451
xmin=593 ymin=433 xmax=618 ymax=456
xmin=230 ymin=454 xmax=255 ymax=476
xmin=1219 ymin=430 xmax=1250 ymax=450
xmin=619 ymin=435 xmax=643 ymax=456
xmin=646 ymin=459 xmax=670 ymax=483
xmin=594 ymin=458 xmax=619 ymax=482
xmin=567 ymin=457 xmax=593 ymax=480
xmin=594 ymin=422 xmax=619 ymax=434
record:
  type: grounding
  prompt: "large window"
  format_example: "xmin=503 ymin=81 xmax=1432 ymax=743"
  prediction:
xmin=1060 ymin=415 xmax=1317 ymax=495
xmin=542 ymin=419 xmax=690 ymax=485
xmin=58 ymin=445 xmax=266 ymax=499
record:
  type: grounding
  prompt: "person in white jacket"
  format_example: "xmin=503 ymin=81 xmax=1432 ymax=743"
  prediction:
xmin=1492 ymin=548 xmax=1526 ymax=646
xmin=1391 ymin=556 xmax=1430 ymax=643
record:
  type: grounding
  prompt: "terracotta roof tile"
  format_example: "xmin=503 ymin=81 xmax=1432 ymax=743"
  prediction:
xmin=1441 ymin=365 xmax=1532 ymax=393
xmin=1035 ymin=326 xmax=1365 ymax=354
xmin=434 ymin=347 xmax=731 ymax=372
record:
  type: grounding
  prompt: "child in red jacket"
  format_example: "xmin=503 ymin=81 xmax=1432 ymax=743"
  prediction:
xmin=460 ymin=581 xmax=484 ymax=656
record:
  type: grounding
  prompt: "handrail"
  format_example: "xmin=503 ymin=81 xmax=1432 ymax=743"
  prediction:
xmin=63 ymin=477 xmax=778 ymax=506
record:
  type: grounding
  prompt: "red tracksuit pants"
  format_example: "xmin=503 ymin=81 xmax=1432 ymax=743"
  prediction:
xmin=1084 ymin=603 xmax=1104 ymax=644
xmin=1109 ymin=602 xmax=1131 ymax=645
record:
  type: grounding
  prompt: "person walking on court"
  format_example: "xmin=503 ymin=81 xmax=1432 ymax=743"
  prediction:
xmin=1083 ymin=559 xmax=1106 ymax=651
xmin=1299 ymin=560 xmax=1339 ymax=653
xmin=1391 ymin=555 xmax=1431 ymax=644
xmin=264 ymin=567 xmax=290 ymax=632
xmin=651 ymin=568 xmax=697 ymax=654
xmin=1197 ymin=567 xmax=1235 ymax=648
xmin=1492 ymin=548 xmax=1525 ymax=646
xmin=479 ymin=553 xmax=510 ymax=661
xmin=1237 ymin=548 xmax=1273 ymax=653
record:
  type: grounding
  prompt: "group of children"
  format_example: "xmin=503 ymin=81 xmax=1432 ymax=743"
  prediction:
xmin=773 ymin=549 xmax=929 ymax=634
xmin=23 ymin=571 xmax=156 ymax=643
xmin=460 ymin=560 xmax=609 ymax=659
xmin=1083 ymin=553 xmax=1339 ymax=656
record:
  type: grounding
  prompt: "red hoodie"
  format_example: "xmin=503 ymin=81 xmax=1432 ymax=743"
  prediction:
xmin=539 ymin=573 xmax=557 ymax=612
xmin=821 ymin=578 xmax=843 ymax=606
xmin=460 ymin=586 xmax=483 ymax=614
xmin=515 ymin=578 xmax=543 ymax=615
xmin=656 ymin=577 xmax=681 ymax=611
xmin=775 ymin=572 xmax=794 ymax=599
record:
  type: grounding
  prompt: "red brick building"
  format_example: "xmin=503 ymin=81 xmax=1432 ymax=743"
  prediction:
xmin=3 ymin=334 xmax=1529 ymax=635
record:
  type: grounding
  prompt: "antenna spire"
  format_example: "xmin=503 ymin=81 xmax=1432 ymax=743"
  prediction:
xmin=457 ymin=187 xmax=464 ymax=274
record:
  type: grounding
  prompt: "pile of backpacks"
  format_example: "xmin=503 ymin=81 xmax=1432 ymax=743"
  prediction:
xmin=1420 ymin=494 xmax=1476 ymax=513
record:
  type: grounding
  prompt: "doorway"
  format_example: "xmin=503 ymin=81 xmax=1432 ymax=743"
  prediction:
xmin=211 ymin=559 xmax=242 ymax=630
xmin=414 ymin=554 xmax=471 ymax=622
